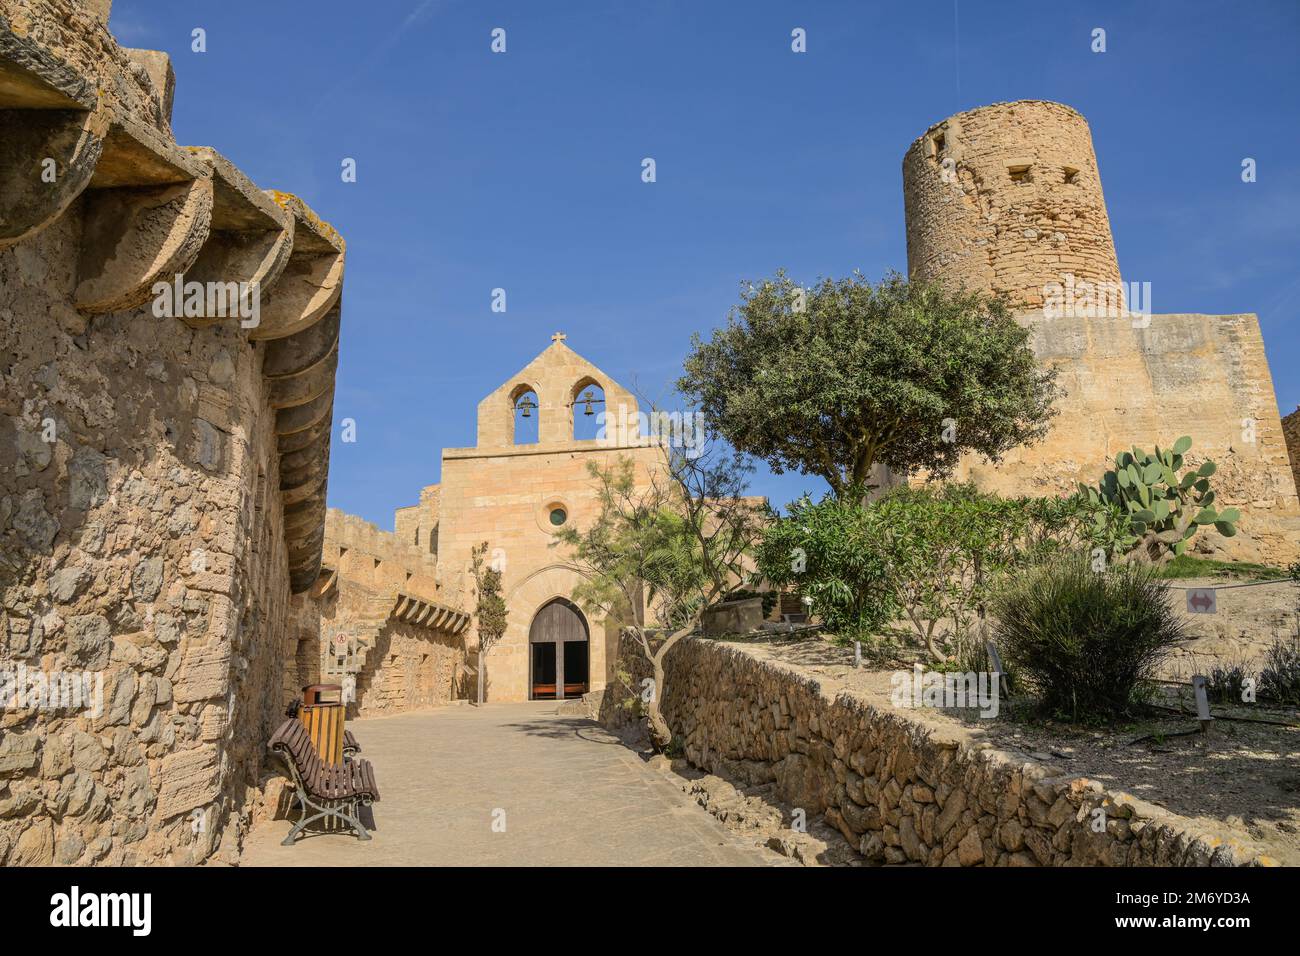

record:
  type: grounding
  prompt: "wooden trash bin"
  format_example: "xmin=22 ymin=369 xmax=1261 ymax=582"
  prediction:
xmin=299 ymin=684 xmax=344 ymax=767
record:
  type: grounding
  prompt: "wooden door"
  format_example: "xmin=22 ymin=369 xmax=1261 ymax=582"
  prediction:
xmin=529 ymin=600 xmax=589 ymax=700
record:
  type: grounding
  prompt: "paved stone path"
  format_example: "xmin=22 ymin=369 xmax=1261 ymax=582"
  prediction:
xmin=240 ymin=702 xmax=777 ymax=866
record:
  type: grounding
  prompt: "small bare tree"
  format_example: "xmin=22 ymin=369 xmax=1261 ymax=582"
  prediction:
xmin=470 ymin=542 xmax=508 ymax=705
xmin=554 ymin=440 xmax=763 ymax=750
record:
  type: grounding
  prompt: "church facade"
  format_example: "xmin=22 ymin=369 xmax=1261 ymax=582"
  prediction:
xmin=394 ymin=334 xmax=666 ymax=703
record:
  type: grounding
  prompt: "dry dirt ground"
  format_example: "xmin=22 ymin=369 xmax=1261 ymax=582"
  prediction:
xmin=728 ymin=578 xmax=1300 ymax=866
xmin=600 ymin=578 xmax=1300 ymax=867
xmin=1159 ymin=576 xmax=1299 ymax=680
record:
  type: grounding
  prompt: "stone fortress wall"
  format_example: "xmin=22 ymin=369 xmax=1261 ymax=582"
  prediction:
xmin=291 ymin=510 xmax=471 ymax=721
xmin=904 ymin=100 xmax=1300 ymax=564
xmin=0 ymin=0 xmax=342 ymax=864
xmin=1283 ymin=408 xmax=1300 ymax=515
xmin=394 ymin=483 xmax=441 ymax=558
xmin=903 ymin=100 xmax=1122 ymax=312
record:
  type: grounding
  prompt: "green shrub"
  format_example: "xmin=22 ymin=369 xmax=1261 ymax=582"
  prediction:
xmin=755 ymin=493 xmax=896 ymax=641
xmin=1258 ymin=635 xmax=1300 ymax=706
xmin=1203 ymin=658 xmax=1253 ymax=705
xmin=756 ymin=484 xmax=1088 ymax=655
xmin=990 ymin=554 xmax=1188 ymax=720
xmin=1155 ymin=554 xmax=1283 ymax=581
xmin=871 ymin=484 xmax=1086 ymax=659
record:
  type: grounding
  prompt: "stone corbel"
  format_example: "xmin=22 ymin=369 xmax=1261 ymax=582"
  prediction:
xmin=280 ymin=467 xmax=327 ymax=509
xmin=283 ymin=496 xmax=325 ymax=535
xmin=263 ymin=305 xmax=341 ymax=409
xmin=310 ymin=566 xmax=338 ymax=601
xmin=74 ymin=112 xmax=213 ymax=314
xmin=182 ymin=147 xmax=295 ymax=329
xmin=250 ymin=191 xmax=346 ymax=341
xmin=0 ymin=17 xmax=106 ymax=249
xmin=2 ymin=12 xmax=344 ymax=600
xmin=287 ymin=526 xmax=327 ymax=589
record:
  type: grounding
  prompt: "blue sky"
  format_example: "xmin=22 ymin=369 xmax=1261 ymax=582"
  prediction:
xmin=112 ymin=0 xmax=1300 ymax=526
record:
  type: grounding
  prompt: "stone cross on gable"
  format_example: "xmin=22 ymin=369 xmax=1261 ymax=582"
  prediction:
xmin=551 ymin=331 xmax=566 ymax=344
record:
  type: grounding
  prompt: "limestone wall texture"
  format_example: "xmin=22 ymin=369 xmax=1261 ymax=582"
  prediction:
xmin=603 ymin=636 xmax=1280 ymax=867
xmin=287 ymin=510 xmax=470 ymax=719
xmin=903 ymin=100 xmax=1121 ymax=312
xmin=350 ymin=619 xmax=466 ymax=716
xmin=956 ymin=312 xmax=1300 ymax=564
xmin=0 ymin=2 xmax=343 ymax=864
xmin=1283 ymin=408 xmax=1300 ymax=512
xmin=903 ymin=100 xmax=1300 ymax=565
xmin=434 ymin=338 xmax=665 ymax=702
xmin=394 ymin=483 xmax=440 ymax=556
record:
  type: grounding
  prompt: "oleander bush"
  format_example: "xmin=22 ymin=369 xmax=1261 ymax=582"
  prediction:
xmin=757 ymin=483 xmax=1088 ymax=656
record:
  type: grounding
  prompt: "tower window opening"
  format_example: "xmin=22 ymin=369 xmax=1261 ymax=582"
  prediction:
xmin=1008 ymin=163 xmax=1032 ymax=183
xmin=932 ymin=132 xmax=946 ymax=156
xmin=1063 ymin=166 xmax=1080 ymax=184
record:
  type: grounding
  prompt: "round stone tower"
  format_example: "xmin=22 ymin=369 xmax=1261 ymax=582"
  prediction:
xmin=902 ymin=100 xmax=1121 ymax=312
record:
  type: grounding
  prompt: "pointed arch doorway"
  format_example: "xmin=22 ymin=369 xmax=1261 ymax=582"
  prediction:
xmin=529 ymin=598 xmax=590 ymax=700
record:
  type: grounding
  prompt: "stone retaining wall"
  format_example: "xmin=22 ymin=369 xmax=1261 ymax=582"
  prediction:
xmin=351 ymin=621 xmax=466 ymax=716
xmin=603 ymin=634 xmax=1277 ymax=866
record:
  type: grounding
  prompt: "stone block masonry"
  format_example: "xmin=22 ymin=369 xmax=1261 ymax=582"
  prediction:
xmin=604 ymin=635 xmax=1280 ymax=866
xmin=904 ymin=101 xmax=1300 ymax=565
xmin=288 ymin=510 xmax=472 ymax=719
xmin=956 ymin=311 xmax=1300 ymax=566
xmin=1283 ymin=408 xmax=1300 ymax=513
xmin=904 ymin=100 xmax=1121 ymax=313
xmin=428 ymin=337 xmax=666 ymax=702
xmin=0 ymin=1 xmax=344 ymax=864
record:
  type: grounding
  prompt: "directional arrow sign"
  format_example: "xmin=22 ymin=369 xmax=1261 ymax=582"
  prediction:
xmin=1186 ymin=588 xmax=1217 ymax=614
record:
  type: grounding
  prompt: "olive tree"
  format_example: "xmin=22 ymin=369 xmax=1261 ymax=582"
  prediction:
xmin=553 ymin=444 xmax=762 ymax=750
xmin=678 ymin=271 xmax=1058 ymax=498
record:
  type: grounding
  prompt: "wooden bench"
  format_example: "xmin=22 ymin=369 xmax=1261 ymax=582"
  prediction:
xmin=269 ymin=718 xmax=380 ymax=845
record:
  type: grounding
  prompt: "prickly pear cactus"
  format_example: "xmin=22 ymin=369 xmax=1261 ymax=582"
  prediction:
xmin=1078 ymin=435 xmax=1239 ymax=562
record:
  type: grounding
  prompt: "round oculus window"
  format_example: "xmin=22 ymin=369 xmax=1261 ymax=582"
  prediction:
xmin=549 ymin=508 xmax=567 ymax=527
